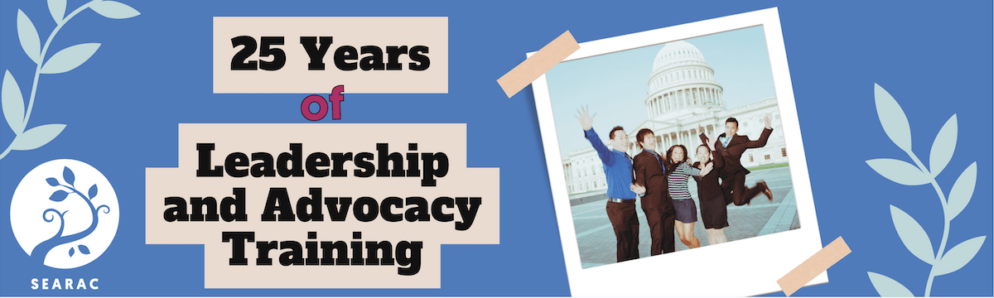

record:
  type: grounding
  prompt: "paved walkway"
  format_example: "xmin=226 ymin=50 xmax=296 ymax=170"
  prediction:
xmin=569 ymin=167 xmax=800 ymax=269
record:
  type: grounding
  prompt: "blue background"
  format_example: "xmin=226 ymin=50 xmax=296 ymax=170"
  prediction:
xmin=1 ymin=0 xmax=991 ymax=296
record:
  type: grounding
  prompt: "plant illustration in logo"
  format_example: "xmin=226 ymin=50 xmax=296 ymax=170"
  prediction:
xmin=10 ymin=159 xmax=119 ymax=269
xmin=865 ymin=84 xmax=987 ymax=297
xmin=1 ymin=0 xmax=139 ymax=161
xmin=34 ymin=166 xmax=110 ymax=262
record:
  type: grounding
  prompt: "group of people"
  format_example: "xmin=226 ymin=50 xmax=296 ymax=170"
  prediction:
xmin=577 ymin=107 xmax=775 ymax=262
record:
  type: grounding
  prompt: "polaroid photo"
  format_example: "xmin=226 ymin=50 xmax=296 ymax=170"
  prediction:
xmin=531 ymin=7 xmax=825 ymax=296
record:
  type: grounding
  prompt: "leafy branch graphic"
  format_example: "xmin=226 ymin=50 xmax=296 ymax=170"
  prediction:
xmin=32 ymin=166 xmax=110 ymax=263
xmin=865 ymin=84 xmax=987 ymax=297
xmin=1 ymin=0 xmax=139 ymax=161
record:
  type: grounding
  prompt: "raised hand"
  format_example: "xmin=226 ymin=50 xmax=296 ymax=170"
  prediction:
xmin=698 ymin=124 xmax=705 ymax=135
xmin=764 ymin=113 xmax=772 ymax=129
xmin=575 ymin=106 xmax=596 ymax=131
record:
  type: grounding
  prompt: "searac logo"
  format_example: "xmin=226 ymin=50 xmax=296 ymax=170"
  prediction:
xmin=10 ymin=159 xmax=119 ymax=269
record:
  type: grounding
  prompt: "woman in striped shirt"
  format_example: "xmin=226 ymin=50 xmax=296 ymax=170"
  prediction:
xmin=665 ymin=145 xmax=712 ymax=249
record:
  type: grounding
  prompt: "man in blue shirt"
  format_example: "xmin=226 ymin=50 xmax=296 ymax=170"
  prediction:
xmin=576 ymin=107 xmax=639 ymax=262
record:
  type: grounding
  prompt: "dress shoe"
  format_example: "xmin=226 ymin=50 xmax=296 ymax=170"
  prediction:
xmin=759 ymin=180 xmax=773 ymax=202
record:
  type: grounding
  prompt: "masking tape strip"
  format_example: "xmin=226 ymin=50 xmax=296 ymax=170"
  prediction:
xmin=778 ymin=236 xmax=851 ymax=296
xmin=497 ymin=30 xmax=580 ymax=98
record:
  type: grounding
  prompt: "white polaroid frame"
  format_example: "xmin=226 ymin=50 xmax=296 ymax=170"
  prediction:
xmin=530 ymin=7 xmax=825 ymax=296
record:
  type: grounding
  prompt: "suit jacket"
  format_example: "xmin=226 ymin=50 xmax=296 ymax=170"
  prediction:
xmin=691 ymin=149 xmax=723 ymax=201
xmin=633 ymin=150 xmax=671 ymax=211
xmin=699 ymin=127 xmax=772 ymax=176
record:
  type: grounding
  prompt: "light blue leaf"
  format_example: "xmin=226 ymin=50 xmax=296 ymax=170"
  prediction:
xmin=69 ymin=247 xmax=75 ymax=257
xmin=40 ymin=43 xmax=101 ymax=74
xmin=874 ymin=84 xmax=912 ymax=152
xmin=2 ymin=70 xmax=26 ymax=134
xmin=46 ymin=177 xmax=59 ymax=186
xmin=891 ymin=205 xmax=934 ymax=264
xmin=946 ymin=162 xmax=976 ymax=220
xmin=49 ymin=190 xmax=68 ymax=202
xmin=929 ymin=115 xmax=956 ymax=177
xmin=17 ymin=10 xmax=41 ymax=64
xmin=48 ymin=0 xmax=66 ymax=23
xmin=9 ymin=124 xmax=66 ymax=150
xmin=933 ymin=236 xmax=987 ymax=276
xmin=867 ymin=272 xmax=914 ymax=297
xmin=866 ymin=159 xmax=930 ymax=186
xmin=78 ymin=244 xmax=90 ymax=255
xmin=90 ymin=1 xmax=140 ymax=19
xmin=88 ymin=184 xmax=98 ymax=199
xmin=63 ymin=166 xmax=75 ymax=186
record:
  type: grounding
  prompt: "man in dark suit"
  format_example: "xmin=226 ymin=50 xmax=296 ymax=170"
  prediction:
xmin=631 ymin=129 xmax=675 ymax=255
xmin=699 ymin=115 xmax=775 ymax=206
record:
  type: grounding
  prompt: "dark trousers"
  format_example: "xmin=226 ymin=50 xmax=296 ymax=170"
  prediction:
xmin=721 ymin=170 xmax=768 ymax=206
xmin=640 ymin=197 xmax=675 ymax=255
xmin=606 ymin=200 xmax=639 ymax=262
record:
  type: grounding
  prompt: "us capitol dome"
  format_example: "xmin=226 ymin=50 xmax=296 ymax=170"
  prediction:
xmin=645 ymin=40 xmax=724 ymax=119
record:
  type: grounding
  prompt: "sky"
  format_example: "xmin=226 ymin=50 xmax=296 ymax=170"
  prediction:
xmin=546 ymin=25 xmax=776 ymax=157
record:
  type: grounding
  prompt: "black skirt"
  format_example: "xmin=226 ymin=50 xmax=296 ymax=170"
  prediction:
xmin=699 ymin=193 xmax=729 ymax=229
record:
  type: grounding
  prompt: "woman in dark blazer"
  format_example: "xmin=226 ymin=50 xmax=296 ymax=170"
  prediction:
xmin=693 ymin=129 xmax=729 ymax=245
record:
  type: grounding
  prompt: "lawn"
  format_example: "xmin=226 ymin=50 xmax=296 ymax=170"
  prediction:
xmin=747 ymin=162 xmax=790 ymax=172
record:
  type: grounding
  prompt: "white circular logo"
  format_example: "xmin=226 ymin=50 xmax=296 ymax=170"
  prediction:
xmin=9 ymin=159 xmax=119 ymax=269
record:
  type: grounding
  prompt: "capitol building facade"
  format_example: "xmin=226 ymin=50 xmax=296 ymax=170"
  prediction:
xmin=563 ymin=41 xmax=788 ymax=195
